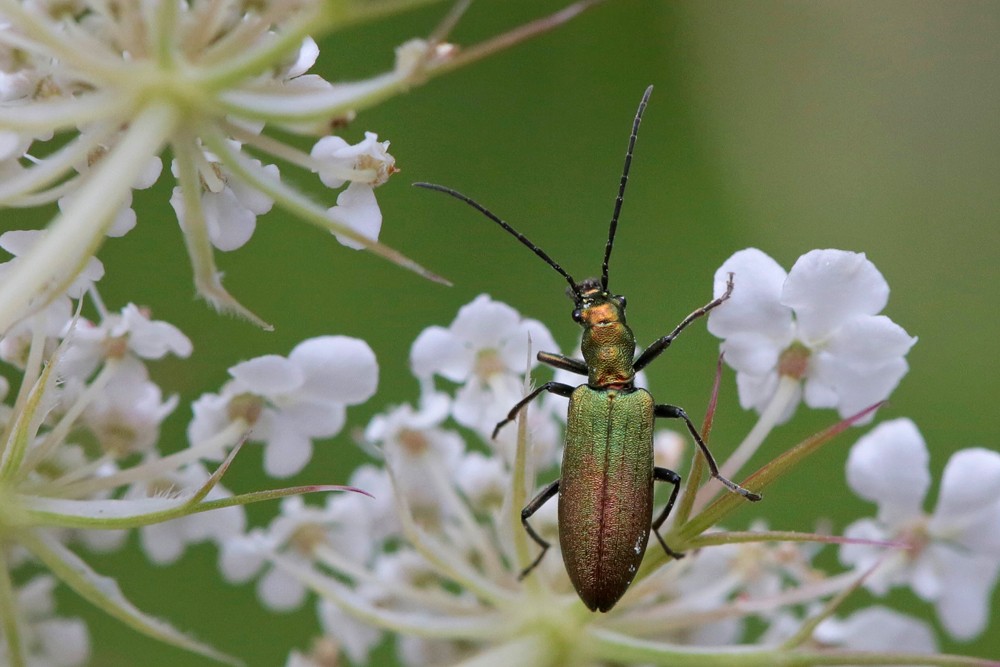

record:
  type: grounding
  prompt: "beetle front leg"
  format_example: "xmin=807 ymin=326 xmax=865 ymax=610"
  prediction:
xmin=518 ymin=479 xmax=560 ymax=580
xmin=537 ymin=351 xmax=588 ymax=376
xmin=492 ymin=381 xmax=575 ymax=439
xmin=654 ymin=403 xmax=762 ymax=501
xmin=633 ymin=273 xmax=734 ymax=372
xmin=651 ymin=467 xmax=685 ymax=559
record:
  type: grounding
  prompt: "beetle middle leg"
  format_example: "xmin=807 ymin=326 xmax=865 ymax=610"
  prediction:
xmin=633 ymin=273 xmax=735 ymax=372
xmin=651 ymin=467 xmax=685 ymax=559
xmin=492 ymin=381 xmax=575 ymax=439
xmin=654 ymin=403 xmax=762 ymax=501
xmin=518 ymin=479 xmax=559 ymax=580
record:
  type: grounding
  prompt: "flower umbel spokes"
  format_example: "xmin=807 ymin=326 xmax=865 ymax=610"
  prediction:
xmin=230 ymin=261 xmax=994 ymax=666
xmin=0 ymin=0 xmax=607 ymax=332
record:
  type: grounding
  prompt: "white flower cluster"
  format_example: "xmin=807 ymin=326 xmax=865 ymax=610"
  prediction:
xmin=0 ymin=279 xmax=383 ymax=664
xmin=211 ymin=249 xmax=996 ymax=667
xmin=0 ymin=0 xmax=602 ymax=334
xmin=0 ymin=0 xmax=421 ymax=330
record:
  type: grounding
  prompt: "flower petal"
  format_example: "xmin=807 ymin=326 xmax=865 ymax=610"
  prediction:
xmin=708 ymin=248 xmax=793 ymax=342
xmin=782 ymin=249 xmax=889 ymax=342
xmin=230 ymin=355 xmax=303 ymax=395
xmin=263 ymin=426 xmax=314 ymax=478
xmin=290 ymin=335 xmax=378 ymax=405
xmin=845 ymin=418 xmax=930 ymax=525
xmin=933 ymin=549 xmax=1000 ymax=639
xmin=450 ymin=295 xmax=520 ymax=348
xmin=410 ymin=326 xmax=471 ymax=382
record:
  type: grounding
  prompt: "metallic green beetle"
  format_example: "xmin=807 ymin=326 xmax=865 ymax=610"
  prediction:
xmin=415 ymin=86 xmax=761 ymax=612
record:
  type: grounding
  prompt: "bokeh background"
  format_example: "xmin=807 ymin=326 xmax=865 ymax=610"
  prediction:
xmin=35 ymin=1 xmax=997 ymax=664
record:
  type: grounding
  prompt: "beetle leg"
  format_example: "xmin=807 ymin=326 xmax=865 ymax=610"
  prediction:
xmin=492 ymin=382 xmax=576 ymax=439
xmin=537 ymin=351 xmax=588 ymax=376
xmin=518 ymin=479 xmax=560 ymax=580
xmin=651 ymin=467 xmax=685 ymax=559
xmin=633 ymin=273 xmax=734 ymax=372
xmin=654 ymin=403 xmax=762 ymax=501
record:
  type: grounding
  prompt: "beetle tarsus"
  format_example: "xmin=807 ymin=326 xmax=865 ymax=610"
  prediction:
xmin=654 ymin=403 xmax=762 ymax=502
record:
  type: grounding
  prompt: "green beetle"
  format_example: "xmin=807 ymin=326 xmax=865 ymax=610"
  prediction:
xmin=415 ymin=86 xmax=760 ymax=612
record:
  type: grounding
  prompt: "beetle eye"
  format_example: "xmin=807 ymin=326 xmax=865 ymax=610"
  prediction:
xmin=572 ymin=309 xmax=583 ymax=323
xmin=617 ymin=295 xmax=627 ymax=309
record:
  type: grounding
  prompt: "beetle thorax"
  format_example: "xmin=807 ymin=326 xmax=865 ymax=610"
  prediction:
xmin=577 ymin=293 xmax=636 ymax=388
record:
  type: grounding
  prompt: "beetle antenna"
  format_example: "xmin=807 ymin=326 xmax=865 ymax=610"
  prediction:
xmin=601 ymin=84 xmax=653 ymax=292
xmin=414 ymin=182 xmax=579 ymax=295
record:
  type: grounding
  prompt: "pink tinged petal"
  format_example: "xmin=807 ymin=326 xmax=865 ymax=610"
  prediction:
xmin=230 ymin=355 xmax=304 ymax=395
xmin=330 ymin=182 xmax=381 ymax=250
xmin=935 ymin=551 xmax=1000 ymax=639
xmin=202 ymin=188 xmax=257 ymax=251
xmin=846 ymin=418 xmax=930 ymax=525
xmin=410 ymin=326 xmax=472 ymax=381
xmin=450 ymin=295 xmax=521 ymax=348
xmin=263 ymin=428 xmax=314 ymax=478
xmin=258 ymin=566 xmax=307 ymax=611
xmin=500 ymin=317 xmax=558 ymax=371
xmin=290 ymin=335 xmax=377 ymax=405
xmin=929 ymin=448 xmax=1000 ymax=545
xmin=708 ymin=248 xmax=793 ymax=341
xmin=782 ymin=249 xmax=890 ymax=343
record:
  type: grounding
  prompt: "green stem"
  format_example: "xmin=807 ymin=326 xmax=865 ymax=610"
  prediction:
xmin=0 ymin=548 xmax=25 ymax=667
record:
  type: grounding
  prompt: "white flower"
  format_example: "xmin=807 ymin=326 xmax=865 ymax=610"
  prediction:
xmin=170 ymin=143 xmax=278 ymax=252
xmin=840 ymin=418 xmax=1000 ymax=639
xmin=219 ymin=494 xmax=366 ymax=612
xmin=11 ymin=576 xmax=90 ymax=667
xmin=81 ymin=358 xmax=179 ymax=458
xmin=410 ymin=294 xmax=559 ymax=435
xmin=189 ymin=336 xmax=378 ymax=477
xmin=59 ymin=303 xmax=192 ymax=380
xmin=128 ymin=462 xmax=246 ymax=566
xmin=708 ymin=248 xmax=915 ymax=422
xmin=814 ymin=606 xmax=937 ymax=654
xmin=309 ymin=132 xmax=397 ymax=250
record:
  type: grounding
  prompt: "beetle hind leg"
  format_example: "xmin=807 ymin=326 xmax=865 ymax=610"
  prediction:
xmin=652 ymin=467 xmax=685 ymax=559
xmin=654 ymin=403 xmax=763 ymax=502
xmin=518 ymin=479 xmax=560 ymax=580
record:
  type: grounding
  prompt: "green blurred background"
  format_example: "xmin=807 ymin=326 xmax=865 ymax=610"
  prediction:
xmin=43 ymin=1 xmax=998 ymax=664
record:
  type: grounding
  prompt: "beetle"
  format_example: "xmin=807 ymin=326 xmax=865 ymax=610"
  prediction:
xmin=414 ymin=85 xmax=761 ymax=612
